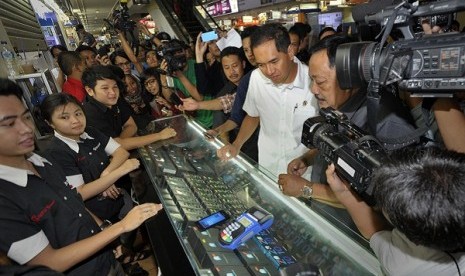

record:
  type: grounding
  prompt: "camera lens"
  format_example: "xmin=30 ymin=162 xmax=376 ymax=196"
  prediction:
xmin=335 ymin=42 xmax=376 ymax=90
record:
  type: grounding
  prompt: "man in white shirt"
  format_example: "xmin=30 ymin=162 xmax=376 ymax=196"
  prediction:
xmin=217 ymin=23 xmax=318 ymax=177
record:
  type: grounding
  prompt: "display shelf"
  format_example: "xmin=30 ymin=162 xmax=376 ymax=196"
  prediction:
xmin=139 ymin=115 xmax=381 ymax=276
xmin=9 ymin=69 xmax=57 ymax=139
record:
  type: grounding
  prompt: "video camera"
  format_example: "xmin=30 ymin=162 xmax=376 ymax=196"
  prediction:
xmin=110 ymin=2 xmax=136 ymax=32
xmin=157 ymin=40 xmax=187 ymax=75
xmin=336 ymin=0 xmax=465 ymax=97
xmin=301 ymin=108 xmax=388 ymax=205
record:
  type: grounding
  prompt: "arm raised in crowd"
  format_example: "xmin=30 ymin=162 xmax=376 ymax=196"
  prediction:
xmin=117 ymin=31 xmax=144 ymax=75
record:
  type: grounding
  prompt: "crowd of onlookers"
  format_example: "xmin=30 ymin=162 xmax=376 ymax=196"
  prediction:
xmin=0 ymin=17 xmax=464 ymax=275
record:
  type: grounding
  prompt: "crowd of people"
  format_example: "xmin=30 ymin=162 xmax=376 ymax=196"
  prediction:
xmin=0 ymin=17 xmax=465 ymax=275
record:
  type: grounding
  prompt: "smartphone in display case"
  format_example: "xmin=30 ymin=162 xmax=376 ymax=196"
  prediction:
xmin=201 ymin=31 xmax=218 ymax=42
xmin=196 ymin=210 xmax=229 ymax=231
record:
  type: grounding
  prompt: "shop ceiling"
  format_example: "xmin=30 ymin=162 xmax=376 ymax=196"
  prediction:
xmin=53 ymin=0 xmax=150 ymax=34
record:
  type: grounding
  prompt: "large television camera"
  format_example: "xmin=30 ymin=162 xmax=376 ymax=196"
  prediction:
xmin=301 ymin=108 xmax=388 ymax=205
xmin=157 ymin=40 xmax=187 ymax=75
xmin=336 ymin=0 xmax=465 ymax=97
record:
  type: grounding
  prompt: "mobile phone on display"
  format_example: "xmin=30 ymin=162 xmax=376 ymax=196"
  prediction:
xmin=196 ymin=210 xmax=229 ymax=231
xmin=201 ymin=31 xmax=218 ymax=42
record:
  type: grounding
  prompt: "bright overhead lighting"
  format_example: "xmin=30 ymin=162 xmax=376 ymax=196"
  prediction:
xmin=72 ymin=8 xmax=81 ymax=13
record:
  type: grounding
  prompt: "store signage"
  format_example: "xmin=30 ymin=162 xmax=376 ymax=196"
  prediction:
xmin=206 ymin=0 xmax=238 ymax=17
xmin=237 ymin=0 xmax=292 ymax=11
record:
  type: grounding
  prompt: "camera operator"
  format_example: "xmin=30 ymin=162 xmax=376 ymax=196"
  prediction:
xmin=279 ymin=35 xmax=416 ymax=205
xmin=325 ymin=147 xmax=465 ymax=275
xmin=75 ymin=24 xmax=97 ymax=48
xmin=116 ymin=29 xmax=144 ymax=77
xmin=159 ymin=39 xmax=214 ymax=128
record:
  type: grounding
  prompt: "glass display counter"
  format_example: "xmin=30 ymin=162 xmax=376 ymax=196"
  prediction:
xmin=138 ymin=115 xmax=381 ymax=276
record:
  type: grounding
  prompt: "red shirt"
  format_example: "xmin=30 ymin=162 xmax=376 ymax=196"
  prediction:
xmin=62 ymin=77 xmax=86 ymax=103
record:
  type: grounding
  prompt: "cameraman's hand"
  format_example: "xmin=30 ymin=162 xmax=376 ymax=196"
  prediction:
xmin=118 ymin=203 xmax=163 ymax=232
xmin=159 ymin=59 xmax=169 ymax=73
xmin=421 ymin=20 xmax=443 ymax=35
xmin=96 ymin=54 xmax=111 ymax=66
xmin=195 ymin=32 xmax=208 ymax=63
xmin=278 ymin=174 xmax=309 ymax=197
xmin=325 ymin=164 xmax=358 ymax=205
xmin=217 ymin=144 xmax=239 ymax=161
xmin=287 ymin=158 xmax=308 ymax=176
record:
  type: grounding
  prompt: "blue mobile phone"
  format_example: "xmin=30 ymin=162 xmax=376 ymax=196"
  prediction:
xmin=201 ymin=31 xmax=218 ymax=42
xmin=196 ymin=210 xmax=229 ymax=231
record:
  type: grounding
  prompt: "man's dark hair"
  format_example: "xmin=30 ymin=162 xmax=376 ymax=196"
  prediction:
xmin=240 ymin=26 xmax=259 ymax=40
xmin=75 ymin=24 xmax=84 ymax=32
xmin=49 ymin=45 xmax=68 ymax=58
xmin=373 ymin=147 xmax=465 ymax=252
xmin=57 ymin=51 xmax=82 ymax=76
xmin=318 ymin=27 xmax=336 ymax=40
xmin=0 ymin=78 xmax=23 ymax=100
xmin=289 ymin=23 xmax=312 ymax=42
xmin=220 ymin=46 xmax=244 ymax=62
xmin=156 ymin=32 xmax=172 ymax=42
xmin=250 ymin=23 xmax=290 ymax=53
xmin=76 ymin=45 xmax=97 ymax=54
xmin=82 ymin=65 xmax=120 ymax=90
xmin=308 ymin=34 xmax=354 ymax=67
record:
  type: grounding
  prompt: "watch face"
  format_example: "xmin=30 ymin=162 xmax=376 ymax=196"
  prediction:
xmin=302 ymin=185 xmax=313 ymax=198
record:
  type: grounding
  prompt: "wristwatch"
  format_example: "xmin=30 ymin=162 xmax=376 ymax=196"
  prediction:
xmin=99 ymin=219 xmax=112 ymax=231
xmin=300 ymin=184 xmax=313 ymax=199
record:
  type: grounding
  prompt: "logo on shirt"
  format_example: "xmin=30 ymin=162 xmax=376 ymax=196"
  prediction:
xmin=30 ymin=200 xmax=56 ymax=223
xmin=93 ymin=142 xmax=101 ymax=151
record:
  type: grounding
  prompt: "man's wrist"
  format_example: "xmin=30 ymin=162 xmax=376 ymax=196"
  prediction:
xmin=300 ymin=183 xmax=313 ymax=199
xmin=99 ymin=219 xmax=112 ymax=231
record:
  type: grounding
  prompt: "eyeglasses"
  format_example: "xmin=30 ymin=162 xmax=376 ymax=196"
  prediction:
xmin=116 ymin=61 xmax=131 ymax=67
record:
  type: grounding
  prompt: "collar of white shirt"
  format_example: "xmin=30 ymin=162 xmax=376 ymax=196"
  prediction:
xmin=54 ymin=131 xmax=94 ymax=153
xmin=260 ymin=57 xmax=307 ymax=90
xmin=0 ymin=153 xmax=51 ymax=187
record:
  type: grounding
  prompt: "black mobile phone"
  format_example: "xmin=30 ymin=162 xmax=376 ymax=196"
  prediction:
xmin=170 ymin=91 xmax=183 ymax=106
xmin=196 ymin=210 xmax=229 ymax=231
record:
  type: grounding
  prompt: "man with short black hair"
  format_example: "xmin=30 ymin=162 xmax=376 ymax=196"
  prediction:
xmin=76 ymin=45 xmax=99 ymax=68
xmin=58 ymin=51 xmax=87 ymax=103
xmin=218 ymin=23 xmax=318 ymax=176
xmin=76 ymin=24 xmax=97 ymax=48
xmin=326 ymin=147 xmax=465 ymax=274
xmin=82 ymin=65 xmax=176 ymax=150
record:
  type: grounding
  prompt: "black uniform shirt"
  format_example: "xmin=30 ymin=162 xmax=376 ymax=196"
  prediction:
xmin=83 ymin=96 xmax=133 ymax=138
xmin=0 ymin=153 xmax=114 ymax=275
xmin=45 ymin=127 xmax=120 ymax=188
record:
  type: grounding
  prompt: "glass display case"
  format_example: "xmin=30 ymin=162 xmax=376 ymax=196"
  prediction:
xmin=9 ymin=69 xmax=57 ymax=139
xmin=138 ymin=115 xmax=381 ymax=276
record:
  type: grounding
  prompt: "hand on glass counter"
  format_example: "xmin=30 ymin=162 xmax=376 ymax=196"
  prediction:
xmin=217 ymin=144 xmax=238 ymax=161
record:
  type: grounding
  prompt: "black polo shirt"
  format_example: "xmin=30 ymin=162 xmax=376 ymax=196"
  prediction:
xmin=0 ymin=154 xmax=115 ymax=275
xmin=45 ymin=127 xmax=124 ymax=220
xmin=83 ymin=96 xmax=133 ymax=138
